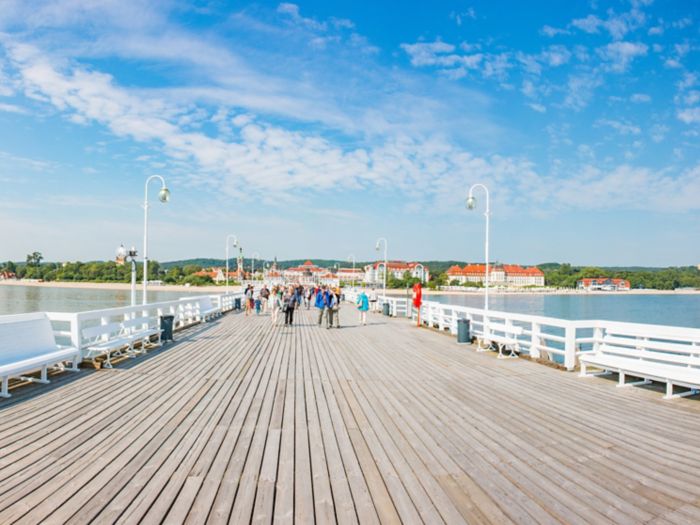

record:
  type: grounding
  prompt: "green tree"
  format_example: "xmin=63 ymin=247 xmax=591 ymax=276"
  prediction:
xmin=26 ymin=251 xmax=43 ymax=267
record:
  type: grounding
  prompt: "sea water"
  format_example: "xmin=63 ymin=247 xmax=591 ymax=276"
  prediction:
xmin=428 ymin=293 xmax=700 ymax=329
xmin=0 ymin=285 xmax=203 ymax=316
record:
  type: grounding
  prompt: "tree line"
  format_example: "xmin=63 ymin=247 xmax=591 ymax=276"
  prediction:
xmin=538 ymin=263 xmax=700 ymax=290
xmin=2 ymin=254 xmax=699 ymax=290
xmin=1 ymin=254 xmax=218 ymax=286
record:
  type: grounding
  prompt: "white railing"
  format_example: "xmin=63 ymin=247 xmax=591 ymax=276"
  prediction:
xmin=343 ymin=290 xmax=411 ymax=318
xmin=413 ymin=300 xmax=700 ymax=371
xmin=46 ymin=292 xmax=242 ymax=358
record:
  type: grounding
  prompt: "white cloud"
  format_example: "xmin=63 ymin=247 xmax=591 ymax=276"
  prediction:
xmin=277 ymin=3 xmax=327 ymax=31
xmin=596 ymin=118 xmax=641 ymax=135
xmin=541 ymin=25 xmax=569 ymax=37
xmin=630 ymin=93 xmax=651 ymax=103
xmin=677 ymin=107 xmax=700 ymax=124
xmin=540 ymin=45 xmax=571 ymax=67
xmin=450 ymin=8 xmax=476 ymax=26
xmin=571 ymin=14 xmax=603 ymax=34
xmin=570 ymin=6 xmax=647 ymax=40
xmin=597 ymin=41 xmax=648 ymax=72
xmin=650 ymin=123 xmax=669 ymax=143
xmin=564 ymin=73 xmax=603 ymax=110
xmin=0 ymin=102 xmax=28 ymax=114
xmin=528 ymin=103 xmax=546 ymax=113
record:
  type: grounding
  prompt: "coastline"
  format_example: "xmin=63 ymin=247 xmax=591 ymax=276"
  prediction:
xmin=1 ymin=280 xmax=698 ymax=296
xmin=0 ymin=280 xmax=239 ymax=294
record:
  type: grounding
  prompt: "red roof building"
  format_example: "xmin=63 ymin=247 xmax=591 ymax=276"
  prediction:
xmin=446 ymin=264 xmax=544 ymax=286
xmin=576 ymin=278 xmax=630 ymax=291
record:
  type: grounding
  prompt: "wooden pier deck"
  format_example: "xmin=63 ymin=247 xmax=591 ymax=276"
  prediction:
xmin=1 ymin=308 xmax=700 ymax=524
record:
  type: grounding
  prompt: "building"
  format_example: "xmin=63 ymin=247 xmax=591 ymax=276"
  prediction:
xmin=0 ymin=271 xmax=16 ymax=280
xmin=576 ymin=278 xmax=631 ymax=291
xmin=364 ymin=262 xmax=430 ymax=284
xmin=282 ymin=260 xmax=325 ymax=284
xmin=446 ymin=264 xmax=545 ymax=287
xmin=193 ymin=267 xmax=237 ymax=283
xmin=337 ymin=267 xmax=364 ymax=285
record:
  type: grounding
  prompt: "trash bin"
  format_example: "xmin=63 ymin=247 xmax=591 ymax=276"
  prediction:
xmin=234 ymin=297 xmax=241 ymax=310
xmin=382 ymin=302 xmax=391 ymax=316
xmin=457 ymin=319 xmax=470 ymax=344
xmin=160 ymin=315 xmax=175 ymax=342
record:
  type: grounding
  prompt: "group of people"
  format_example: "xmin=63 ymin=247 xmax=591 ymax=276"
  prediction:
xmin=242 ymin=283 xmax=373 ymax=327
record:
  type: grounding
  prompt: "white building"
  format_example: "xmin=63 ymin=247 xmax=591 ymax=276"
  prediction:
xmin=446 ymin=264 xmax=545 ymax=287
xmin=364 ymin=261 xmax=430 ymax=284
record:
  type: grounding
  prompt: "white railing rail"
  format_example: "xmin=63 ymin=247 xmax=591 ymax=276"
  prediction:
xmin=413 ymin=300 xmax=700 ymax=371
xmin=46 ymin=292 xmax=242 ymax=358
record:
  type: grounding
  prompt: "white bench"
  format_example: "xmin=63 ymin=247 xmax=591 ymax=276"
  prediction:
xmin=82 ymin=316 xmax=162 ymax=368
xmin=198 ymin=296 xmax=221 ymax=322
xmin=580 ymin=328 xmax=700 ymax=399
xmin=477 ymin=323 xmax=524 ymax=359
xmin=0 ymin=312 xmax=80 ymax=398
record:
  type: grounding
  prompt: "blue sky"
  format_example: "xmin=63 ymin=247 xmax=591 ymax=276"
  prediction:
xmin=0 ymin=0 xmax=698 ymax=266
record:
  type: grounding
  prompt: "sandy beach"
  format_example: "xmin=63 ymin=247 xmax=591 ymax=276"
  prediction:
xmin=1 ymin=280 xmax=697 ymax=296
xmin=0 ymin=280 xmax=240 ymax=294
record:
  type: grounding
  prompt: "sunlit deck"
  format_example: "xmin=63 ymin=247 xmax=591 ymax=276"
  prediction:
xmin=1 ymin=307 xmax=700 ymax=524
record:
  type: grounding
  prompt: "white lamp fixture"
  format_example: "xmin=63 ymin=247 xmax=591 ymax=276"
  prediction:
xmin=142 ymin=175 xmax=170 ymax=305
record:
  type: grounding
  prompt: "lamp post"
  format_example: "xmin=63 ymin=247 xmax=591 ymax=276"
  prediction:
xmin=375 ymin=237 xmax=388 ymax=301
xmin=116 ymin=244 xmax=138 ymax=306
xmin=466 ymin=183 xmax=490 ymax=317
xmin=252 ymin=252 xmax=260 ymax=281
xmin=347 ymin=254 xmax=356 ymax=289
xmin=142 ymin=175 xmax=170 ymax=305
xmin=225 ymin=234 xmax=238 ymax=293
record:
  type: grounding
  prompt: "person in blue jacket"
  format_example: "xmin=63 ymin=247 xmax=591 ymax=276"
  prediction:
xmin=357 ymin=290 xmax=369 ymax=326
xmin=315 ymin=285 xmax=329 ymax=325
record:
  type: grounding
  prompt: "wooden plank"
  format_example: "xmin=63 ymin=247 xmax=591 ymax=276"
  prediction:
xmin=0 ymin=305 xmax=699 ymax=525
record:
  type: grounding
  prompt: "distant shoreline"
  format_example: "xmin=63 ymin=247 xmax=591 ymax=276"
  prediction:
xmin=1 ymin=280 xmax=698 ymax=296
xmin=0 ymin=280 xmax=237 ymax=293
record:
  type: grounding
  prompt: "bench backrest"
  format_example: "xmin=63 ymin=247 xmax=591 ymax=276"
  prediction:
xmin=82 ymin=322 xmax=124 ymax=342
xmin=487 ymin=323 xmax=524 ymax=337
xmin=122 ymin=316 xmax=155 ymax=331
xmin=199 ymin=296 xmax=214 ymax=310
xmin=0 ymin=312 xmax=58 ymax=365
xmin=599 ymin=329 xmax=700 ymax=368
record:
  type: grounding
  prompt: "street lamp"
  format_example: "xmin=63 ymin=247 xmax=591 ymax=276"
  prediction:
xmin=252 ymin=252 xmax=260 ymax=280
xmin=116 ymin=244 xmax=138 ymax=306
xmin=466 ymin=183 xmax=490 ymax=333
xmin=142 ymin=175 xmax=170 ymax=305
xmin=225 ymin=234 xmax=238 ymax=293
xmin=347 ymin=254 xmax=356 ymax=289
xmin=375 ymin=237 xmax=388 ymax=301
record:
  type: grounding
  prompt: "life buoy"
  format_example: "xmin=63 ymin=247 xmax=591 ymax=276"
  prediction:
xmin=412 ymin=282 xmax=422 ymax=308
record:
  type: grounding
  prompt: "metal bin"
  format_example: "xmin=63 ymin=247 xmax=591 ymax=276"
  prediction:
xmin=457 ymin=319 xmax=470 ymax=344
xmin=160 ymin=315 xmax=175 ymax=342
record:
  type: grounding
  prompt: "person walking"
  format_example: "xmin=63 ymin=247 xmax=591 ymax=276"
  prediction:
xmin=332 ymin=287 xmax=341 ymax=328
xmin=245 ymin=285 xmax=254 ymax=317
xmin=369 ymin=287 xmax=378 ymax=312
xmin=315 ymin=285 xmax=328 ymax=325
xmin=305 ymin=287 xmax=313 ymax=309
xmin=260 ymin=285 xmax=270 ymax=313
xmin=284 ymin=285 xmax=297 ymax=325
xmin=270 ymin=286 xmax=282 ymax=325
xmin=357 ymin=289 xmax=369 ymax=325
xmin=326 ymin=289 xmax=337 ymax=328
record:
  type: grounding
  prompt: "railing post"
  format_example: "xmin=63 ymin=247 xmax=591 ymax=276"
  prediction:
xmin=564 ymin=324 xmax=576 ymax=371
xmin=70 ymin=313 xmax=82 ymax=353
xmin=593 ymin=325 xmax=603 ymax=353
xmin=530 ymin=322 xmax=541 ymax=359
